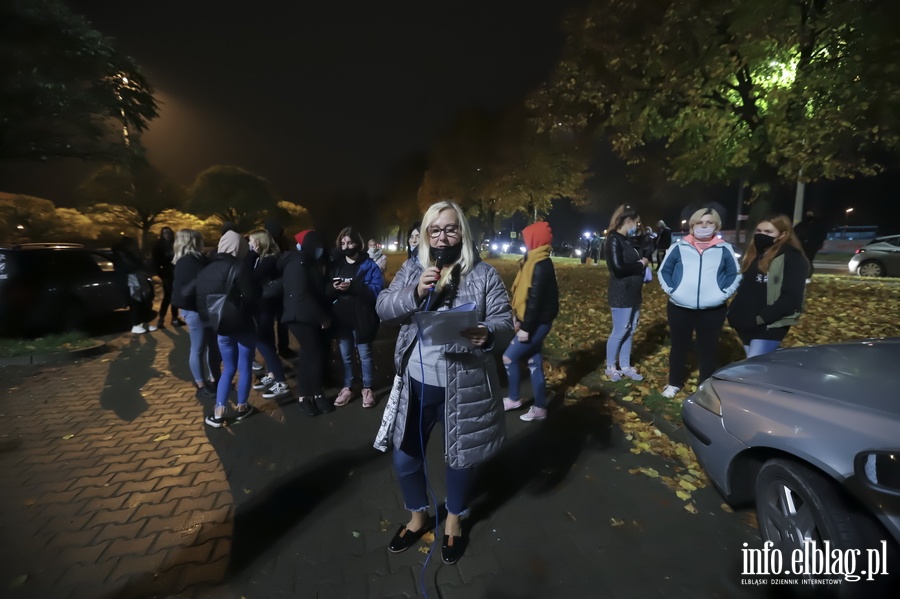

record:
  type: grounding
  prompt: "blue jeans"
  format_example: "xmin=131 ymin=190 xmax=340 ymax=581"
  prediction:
xmin=338 ymin=332 xmax=373 ymax=388
xmin=607 ymin=307 xmax=640 ymax=369
xmin=182 ymin=310 xmax=220 ymax=385
xmin=216 ymin=332 xmax=257 ymax=408
xmin=255 ymin=308 xmax=286 ymax=382
xmin=744 ymin=339 xmax=781 ymax=358
xmin=393 ymin=378 xmax=473 ymax=516
xmin=503 ymin=322 xmax=552 ymax=409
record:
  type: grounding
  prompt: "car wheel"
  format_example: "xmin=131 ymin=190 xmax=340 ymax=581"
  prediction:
xmin=755 ymin=459 xmax=883 ymax=560
xmin=857 ymin=260 xmax=885 ymax=277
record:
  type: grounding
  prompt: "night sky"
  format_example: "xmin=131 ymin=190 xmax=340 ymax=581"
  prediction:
xmin=3 ymin=0 xmax=897 ymax=238
xmin=8 ymin=0 xmax=587 ymax=203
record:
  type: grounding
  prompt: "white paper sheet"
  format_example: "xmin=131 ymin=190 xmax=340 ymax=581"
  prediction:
xmin=412 ymin=304 xmax=478 ymax=346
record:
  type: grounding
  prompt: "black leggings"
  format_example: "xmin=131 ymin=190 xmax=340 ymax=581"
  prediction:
xmin=289 ymin=323 xmax=325 ymax=397
xmin=666 ymin=302 xmax=727 ymax=387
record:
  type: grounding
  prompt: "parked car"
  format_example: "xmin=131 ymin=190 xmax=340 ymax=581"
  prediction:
xmin=682 ymin=339 xmax=900 ymax=588
xmin=0 ymin=243 xmax=131 ymax=336
xmin=552 ymin=241 xmax=582 ymax=258
xmin=848 ymin=234 xmax=900 ymax=277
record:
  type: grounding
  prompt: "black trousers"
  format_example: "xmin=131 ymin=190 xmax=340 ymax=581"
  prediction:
xmin=289 ymin=323 xmax=324 ymax=397
xmin=666 ymin=302 xmax=727 ymax=387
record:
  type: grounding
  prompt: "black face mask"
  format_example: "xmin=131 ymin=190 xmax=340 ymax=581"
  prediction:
xmin=429 ymin=243 xmax=463 ymax=267
xmin=342 ymin=247 xmax=359 ymax=258
xmin=753 ymin=233 xmax=777 ymax=252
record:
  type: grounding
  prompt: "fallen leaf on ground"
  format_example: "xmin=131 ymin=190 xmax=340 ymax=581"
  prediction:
xmin=676 ymin=490 xmax=692 ymax=501
xmin=683 ymin=503 xmax=699 ymax=514
xmin=720 ymin=503 xmax=734 ymax=513
xmin=351 ymin=531 xmax=360 ymax=538
xmin=61 ymin=434 xmax=74 ymax=440
xmin=153 ymin=434 xmax=170 ymax=442
xmin=565 ymin=511 xmax=577 ymax=522
xmin=379 ymin=519 xmax=390 ymax=532
xmin=609 ymin=518 xmax=625 ymax=527
xmin=421 ymin=531 xmax=435 ymax=544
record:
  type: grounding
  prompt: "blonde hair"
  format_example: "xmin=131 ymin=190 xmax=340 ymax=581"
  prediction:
xmin=688 ymin=208 xmax=722 ymax=230
xmin=418 ymin=200 xmax=476 ymax=278
xmin=248 ymin=229 xmax=279 ymax=258
xmin=173 ymin=229 xmax=204 ymax=264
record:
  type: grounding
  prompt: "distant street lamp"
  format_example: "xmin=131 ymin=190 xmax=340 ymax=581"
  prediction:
xmin=681 ymin=219 xmax=687 ymax=231
xmin=844 ymin=207 xmax=854 ymax=228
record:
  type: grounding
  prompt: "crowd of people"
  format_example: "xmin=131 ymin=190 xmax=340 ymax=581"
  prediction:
xmin=108 ymin=200 xmax=809 ymax=564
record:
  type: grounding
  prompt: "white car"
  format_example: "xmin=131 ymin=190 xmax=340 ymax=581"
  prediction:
xmin=848 ymin=234 xmax=900 ymax=277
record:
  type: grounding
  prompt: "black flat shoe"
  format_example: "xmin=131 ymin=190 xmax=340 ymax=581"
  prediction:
xmin=441 ymin=534 xmax=466 ymax=564
xmin=388 ymin=524 xmax=428 ymax=554
xmin=299 ymin=397 xmax=320 ymax=417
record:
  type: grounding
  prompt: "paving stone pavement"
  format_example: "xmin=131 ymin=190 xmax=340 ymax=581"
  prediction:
xmin=0 ymin=325 xmax=773 ymax=599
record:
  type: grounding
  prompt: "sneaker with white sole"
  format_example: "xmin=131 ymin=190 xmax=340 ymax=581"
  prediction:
xmin=605 ymin=367 xmax=622 ymax=382
xmin=144 ymin=323 xmax=158 ymax=332
xmin=333 ymin=387 xmax=353 ymax=407
xmin=252 ymin=361 xmax=264 ymax=371
xmin=520 ymin=406 xmax=547 ymax=422
xmin=620 ymin=367 xmax=644 ymax=381
xmin=205 ymin=406 xmax=227 ymax=428
xmin=131 ymin=325 xmax=147 ymax=334
xmin=262 ymin=381 xmax=290 ymax=399
xmin=253 ymin=375 xmax=275 ymax=391
xmin=503 ymin=397 xmax=523 ymax=411
xmin=234 ymin=404 xmax=256 ymax=421
xmin=661 ymin=385 xmax=681 ymax=399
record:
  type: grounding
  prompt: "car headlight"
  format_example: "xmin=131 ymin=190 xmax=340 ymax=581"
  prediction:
xmin=502 ymin=243 xmax=510 ymax=252
xmin=575 ymin=249 xmax=582 ymax=256
xmin=855 ymin=451 xmax=900 ymax=495
xmin=520 ymin=245 xmax=526 ymax=253
xmin=491 ymin=244 xmax=498 ymax=251
xmin=692 ymin=380 xmax=722 ymax=416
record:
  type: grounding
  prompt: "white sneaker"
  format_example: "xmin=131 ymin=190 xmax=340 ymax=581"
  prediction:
xmin=661 ymin=385 xmax=681 ymax=399
xmin=144 ymin=323 xmax=158 ymax=332
xmin=520 ymin=406 xmax=547 ymax=422
xmin=253 ymin=375 xmax=275 ymax=390
xmin=262 ymin=381 xmax=290 ymax=399
xmin=131 ymin=325 xmax=147 ymax=334
xmin=252 ymin=361 xmax=264 ymax=371
xmin=620 ymin=367 xmax=644 ymax=381
xmin=605 ymin=367 xmax=622 ymax=382
xmin=503 ymin=397 xmax=523 ymax=411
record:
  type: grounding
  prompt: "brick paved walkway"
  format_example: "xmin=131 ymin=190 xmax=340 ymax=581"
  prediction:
xmin=1 ymin=326 xmax=764 ymax=598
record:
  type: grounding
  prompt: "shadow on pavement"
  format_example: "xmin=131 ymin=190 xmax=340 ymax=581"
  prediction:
xmin=98 ymin=333 xmax=158 ymax=421
xmin=468 ymin=396 xmax=613 ymax=526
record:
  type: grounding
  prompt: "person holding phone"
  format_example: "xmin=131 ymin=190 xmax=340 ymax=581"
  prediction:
xmin=329 ymin=227 xmax=384 ymax=408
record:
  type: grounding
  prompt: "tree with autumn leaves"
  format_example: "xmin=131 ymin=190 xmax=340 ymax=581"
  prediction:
xmin=533 ymin=0 xmax=900 ymax=221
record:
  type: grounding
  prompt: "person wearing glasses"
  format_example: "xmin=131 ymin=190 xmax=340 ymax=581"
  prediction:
xmin=657 ymin=208 xmax=741 ymax=398
xmin=376 ymin=200 xmax=514 ymax=565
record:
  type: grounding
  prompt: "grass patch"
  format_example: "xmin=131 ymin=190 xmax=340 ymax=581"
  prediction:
xmin=0 ymin=332 xmax=95 ymax=358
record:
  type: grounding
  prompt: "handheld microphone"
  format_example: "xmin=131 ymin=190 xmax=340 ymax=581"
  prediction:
xmin=425 ymin=257 xmax=443 ymax=311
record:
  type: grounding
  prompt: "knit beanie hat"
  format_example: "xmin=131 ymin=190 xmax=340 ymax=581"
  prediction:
xmin=522 ymin=221 xmax=553 ymax=251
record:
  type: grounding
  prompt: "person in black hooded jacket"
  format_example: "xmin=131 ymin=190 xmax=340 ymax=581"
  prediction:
xmin=280 ymin=229 xmax=334 ymax=416
xmin=196 ymin=230 xmax=260 ymax=427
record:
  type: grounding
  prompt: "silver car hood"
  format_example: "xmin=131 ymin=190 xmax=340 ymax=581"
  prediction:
xmin=712 ymin=338 xmax=900 ymax=416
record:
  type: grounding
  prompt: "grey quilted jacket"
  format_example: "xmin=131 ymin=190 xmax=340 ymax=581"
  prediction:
xmin=376 ymin=258 xmax=515 ymax=469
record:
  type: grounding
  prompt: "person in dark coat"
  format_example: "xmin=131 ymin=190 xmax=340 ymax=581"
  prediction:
xmin=605 ymin=205 xmax=649 ymax=382
xmin=728 ymin=214 xmax=808 ymax=357
xmin=246 ymin=229 xmax=290 ymax=400
xmin=793 ymin=211 xmax=828 ymax=278
xmin=329 ymin=226 xmax=384 ymax=409
xmin=501 ymin=221 xmax=559 ymax=422
xmin=112 ymin=236 xmax=156 ymax=334
xmin=407 ymin=221 xmax=421 ymax=261
xmin=265 ymin=218 xmax=295 ymax=358
xmin=280 ymin=229 xmax=334 ymax=416
xmin=196 ymin=230 xmax=260 ymax=427
xmin=152 ymin=226 xmax=183 ymax=329
xmin=172 ymin=229 xmax=219 ymax=398
xmin=656 ymin=220 xmax=672 ymax=266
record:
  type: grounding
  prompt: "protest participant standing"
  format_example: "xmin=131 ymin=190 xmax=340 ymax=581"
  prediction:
xmin=502 ymin=221 xmax=559 ymax=422
xmin=657 ymin=208 xmax=741 ymax=398
xmin=376 ymin=200 xmax=514 ymax=564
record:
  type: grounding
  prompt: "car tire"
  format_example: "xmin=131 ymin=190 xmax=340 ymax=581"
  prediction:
xmin=755 ymin=458 xmax=893 ymax=591
xmin=857 ymin=260 xmax=885 ymax=277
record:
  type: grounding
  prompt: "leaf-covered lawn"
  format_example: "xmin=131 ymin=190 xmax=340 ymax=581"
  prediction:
xmin=487 ymin=258 xmax=900 ymax=423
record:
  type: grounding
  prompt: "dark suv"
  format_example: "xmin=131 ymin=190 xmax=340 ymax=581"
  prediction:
xmin=0 ymin=243 xmax=129 ymax=336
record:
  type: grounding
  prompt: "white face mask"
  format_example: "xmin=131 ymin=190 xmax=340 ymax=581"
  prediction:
xmin=693 ymin=225 xmax=716 ymax=240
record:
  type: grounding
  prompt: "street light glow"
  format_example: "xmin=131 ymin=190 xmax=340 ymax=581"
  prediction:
xmin=846 ymin=208 xmax=854 ymax=214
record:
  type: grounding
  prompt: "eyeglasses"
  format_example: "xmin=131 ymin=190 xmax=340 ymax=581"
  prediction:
xmin=427 ymin=225 xmax=460 ymax=239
